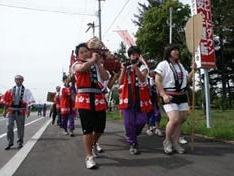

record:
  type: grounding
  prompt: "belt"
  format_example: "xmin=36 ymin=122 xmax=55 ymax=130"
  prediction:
xmin=77 ymin=88 xmax=102 ymax=94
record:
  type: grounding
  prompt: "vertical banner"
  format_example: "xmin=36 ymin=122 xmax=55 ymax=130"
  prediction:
xmin=114 ymin=30 xmax=136 ymax=47
xmin=192 ymin=0 xmax=216 ymax=69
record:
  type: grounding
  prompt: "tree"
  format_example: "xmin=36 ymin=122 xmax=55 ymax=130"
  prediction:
xmin=133 ymin=0 xmax=163 ymax=27
xmin=115 ymin=42 xmax=127 ymax=62
xmin=210 ymin=0 xmax=234 ymax=109
xmin=135 ymin=0 xmax=191 ymax=66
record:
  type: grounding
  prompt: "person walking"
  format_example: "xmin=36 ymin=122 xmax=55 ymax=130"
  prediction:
xmin=60 ymin=75 xmax=75 ymax=137
xmin=2 ymin=75 xmax=35 ymax=150
xmin=72 ymin=43 xmax=109 ymax=169
xmin=42 ymin=103 xmax=47 ymax=117
xmin=155 ymin=44 xmax=196 ymax=154
xmin=118 ymin=46 xmax=152 ymax=155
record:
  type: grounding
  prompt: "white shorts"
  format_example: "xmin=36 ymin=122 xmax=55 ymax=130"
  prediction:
xmin=163 ymin=103 xmax=189 ymax=113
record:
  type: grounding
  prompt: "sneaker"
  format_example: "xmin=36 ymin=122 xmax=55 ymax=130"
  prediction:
xmin=179 ymin=137 xmax=188 ymax=144
xmin=96 ymin=143 xmax=103 ymax=153
xmin=129 ymin=145 xmax=135 ymax=155
xmin=85 ymin=156 xmax=97 ymax=169
xmin=129 ymin=144 xmax=140 ymax=155
xmin=70 ymin=131 xmax=75 ymax=137
xmin=163 ymin=140 xmax=173 ymax=154
xmin=155 ymin=128 xmax=163 ymax=137
xmin=63 ymin=131 xmax=69 ymax=135
xmin=146 ymin=129 xmax=153 ymax=136
xmin=92 ymin=146 xmax=99 ymax=158
xmin=173 ymin=142 xmax=185 ymax=154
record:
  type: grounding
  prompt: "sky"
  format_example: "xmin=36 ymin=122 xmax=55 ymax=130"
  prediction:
xmin=0 ymin=0 xmax=190 ymax=103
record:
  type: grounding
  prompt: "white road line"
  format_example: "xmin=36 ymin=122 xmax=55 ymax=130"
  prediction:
xmin=0 ymin=117 xmax=45 ymax=139
xmin=0 ymin=118 xmax=6 ymax=122
xmin=0 ymin=118 xmax=52 ymax=176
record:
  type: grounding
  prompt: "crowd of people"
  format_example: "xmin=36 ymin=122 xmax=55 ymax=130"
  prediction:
xmin=0 ymin=39 xmax=195 ymax=170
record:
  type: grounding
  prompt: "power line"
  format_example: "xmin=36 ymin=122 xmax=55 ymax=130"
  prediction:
xmin=0 ymin=2 xmax=95 ymax=16
xmin=103 ymin=0 xmax=131 ymax=37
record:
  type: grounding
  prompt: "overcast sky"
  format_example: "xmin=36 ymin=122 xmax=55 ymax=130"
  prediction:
xmin=0 ymin=0 xmax=190 ymax=103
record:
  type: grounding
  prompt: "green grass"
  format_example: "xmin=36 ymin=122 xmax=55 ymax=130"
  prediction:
xmin=107 ymin=111 xmax=123 ymax=120
xmin=160 ymin=110 xmax=234 ymax=141
xmin=107 ymin=109 xmax=234 ymax=141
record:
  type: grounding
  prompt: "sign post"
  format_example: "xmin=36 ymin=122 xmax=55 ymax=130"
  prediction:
xmin=191 ymin=0 xmax=216 ymax=128
xmin=185 ymin=13 xmax=203 ymax=151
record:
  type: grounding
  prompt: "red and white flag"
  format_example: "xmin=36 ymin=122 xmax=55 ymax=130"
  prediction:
xmin=115 ymin=30 xmax=136 ymax=47
xmin=192 ymin=0 xmax=216 ymax=69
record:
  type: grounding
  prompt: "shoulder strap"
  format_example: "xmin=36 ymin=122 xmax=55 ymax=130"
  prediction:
xmin=167 ymin=60 xmax=184 ymax=91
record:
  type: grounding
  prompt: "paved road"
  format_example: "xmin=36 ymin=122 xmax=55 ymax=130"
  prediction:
xmin=2 ymin=119 xmax=232 ymax=176
xmin=0 ymin=113 xmax=49 ymax=170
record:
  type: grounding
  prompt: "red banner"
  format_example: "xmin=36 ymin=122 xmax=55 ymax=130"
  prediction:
xmin=192 ymin=0 xmax=216 ymax=69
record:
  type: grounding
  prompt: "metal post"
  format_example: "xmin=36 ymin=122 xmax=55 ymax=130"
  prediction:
xmin=98 ymin=0 xmax=102 ymax=41
xmin=169 ymin=7 xmax=173 ymax=44
xmin=92 ymin=22 xmax=95 ymax=37
xmin=203 ymin=68 xmax=212 ymax=128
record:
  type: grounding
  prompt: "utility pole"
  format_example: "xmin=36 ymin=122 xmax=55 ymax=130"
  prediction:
xmin=98 ymin=0 xmax=105 ymax=41
xmin=169 ymin=7 xmax=173 ymax=44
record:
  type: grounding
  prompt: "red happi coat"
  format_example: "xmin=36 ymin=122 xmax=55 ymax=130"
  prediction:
xmin=74 ymin=63 xmax=107 ymax=111
xmin=54 ymin=93 xmax=60 ymax=110
xmin=60 ymin=86 xmax=75 ymax=116
xmin=2 ymin=90 xmax=27 ymax=116
xmin=118 ymin=69 xmax=152 ymax=113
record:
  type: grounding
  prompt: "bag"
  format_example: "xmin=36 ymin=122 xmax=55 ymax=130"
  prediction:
xmin=47 ymin=92 xmax=56 ymax=102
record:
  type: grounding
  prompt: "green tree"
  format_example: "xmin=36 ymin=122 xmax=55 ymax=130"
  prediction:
xmin=135 ymin=0 xmax=191 ymax=67
xmin=210 ymin=0 xmax=234 ymax=109
xmin=133 ymin=0 xmax=163 ymax=27
xmin=115 ymin=42 xmax=127 ymax=62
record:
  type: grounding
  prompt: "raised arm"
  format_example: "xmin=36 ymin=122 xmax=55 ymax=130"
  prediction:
xmin=96 ymin=58 xmax=109 ymax=81
xmin=118 ymin=64 xmax=126 ymax=85
xmin=73 ymin=53 xmax=98 ymax=72
xmin=107 ymin=72 xmax=120 ymax=89
xmin=133 ymin=66 xmax=148 ymax=82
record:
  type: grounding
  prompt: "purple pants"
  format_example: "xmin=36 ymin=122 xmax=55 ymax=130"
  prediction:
xmin=147 ymin=106 xmax=161 ymax=127
xmin=122 ymin=108 xmax=147 ymax=145
xmin=61 ymin=114 xmax=75 ymax=132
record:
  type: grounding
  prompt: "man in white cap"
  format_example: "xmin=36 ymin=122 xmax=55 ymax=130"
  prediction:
xmin=2 ymin=75 xmax=35 ymax=150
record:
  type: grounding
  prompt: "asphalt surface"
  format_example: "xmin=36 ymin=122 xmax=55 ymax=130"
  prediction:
xmin=0 ymin=113 xmax=49 ymax=169
xmin=6 ymin=118 xmax=234 ymax=176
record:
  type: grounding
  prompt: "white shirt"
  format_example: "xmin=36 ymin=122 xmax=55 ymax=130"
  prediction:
xmin=154 ymin=60 xmax=188 ymax=91
xmin=23 ymin=88 xmax=35 ymax=106
xmin=11 ymin=86 xmax=35 ymax=106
